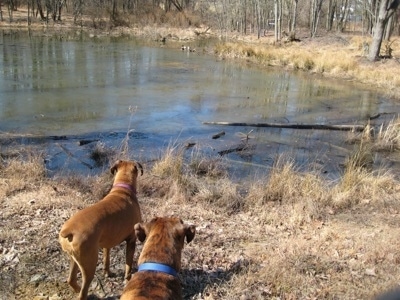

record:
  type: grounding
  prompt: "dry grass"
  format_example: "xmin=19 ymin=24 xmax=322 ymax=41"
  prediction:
xmin=89 ymin=142 xmax=116 ymax=167
xmin=0 ymin=148 xmax=46 ymax=200
xmin=152 ymin=141 xmax=185 ymax=180
xmin=1 ymin=135 xmax=400 ymax=299
xmin=214 ymin=37 xmax=400 ymax=98
xmin=374 ymin=116 xmax=400 ymax=151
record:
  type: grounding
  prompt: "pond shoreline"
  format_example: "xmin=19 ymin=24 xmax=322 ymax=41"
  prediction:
xmin=0 ymin=11 xmax=400 ymax=177
xmin=1 ymin=8 xmax=400 ymax=101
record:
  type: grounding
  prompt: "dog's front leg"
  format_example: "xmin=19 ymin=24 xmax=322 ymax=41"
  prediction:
xmin=103 ymin=248 xmax=112 ymax=277
xmin=124 ymin=238 xmax=136 ymax=281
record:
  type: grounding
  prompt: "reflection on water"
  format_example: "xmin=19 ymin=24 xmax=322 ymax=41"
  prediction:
xmin=0 ymin=31 xmax=399 ymax=178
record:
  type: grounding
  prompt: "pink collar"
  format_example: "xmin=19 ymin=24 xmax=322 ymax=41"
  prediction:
xmin=113 ymin=183 xmax=136 ymax=194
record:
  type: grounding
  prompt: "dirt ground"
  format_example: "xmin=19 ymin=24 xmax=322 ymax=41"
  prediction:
xmin=1 ymin=150 xmax=400 ymax=300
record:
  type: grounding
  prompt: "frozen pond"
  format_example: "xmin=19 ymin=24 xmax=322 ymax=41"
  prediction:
xmin=1 ymin=31 xmax=399 ymax=179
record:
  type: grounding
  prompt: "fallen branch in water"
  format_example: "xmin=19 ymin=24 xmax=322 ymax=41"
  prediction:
xmin=212 ymin=131 xmax=225 ymax=139
xmin=218 ymin=144 xmax=255 ymax=156
xmin=56 ymin=143 xmax=94 ymax=169
xmin=77 ymin=139 xmax=99 ymax=146
xmin=218 ymin=144 xmax=247 ymax=156
xmin=203 ymin=121 xmax=365 ymax=132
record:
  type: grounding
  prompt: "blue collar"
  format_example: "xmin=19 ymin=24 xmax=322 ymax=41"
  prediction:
xmin=138 ymin=262 xmax=178 ymax=277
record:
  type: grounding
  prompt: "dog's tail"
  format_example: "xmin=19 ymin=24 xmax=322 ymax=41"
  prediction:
xmin=59 ymin=225 xmax=74 ymax=240
xmin=59 ymin=227 xmax=74 ymax=253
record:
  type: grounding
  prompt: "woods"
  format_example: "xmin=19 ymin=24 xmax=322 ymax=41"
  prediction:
xmin=0 ymin=0 xmax=399 ymax=60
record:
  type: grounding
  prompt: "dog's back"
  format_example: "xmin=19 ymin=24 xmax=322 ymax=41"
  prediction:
xmin=59 ymin=188 xmax=141 ymax=251
xmin=59 ymin=160 xmax=143 ymax=300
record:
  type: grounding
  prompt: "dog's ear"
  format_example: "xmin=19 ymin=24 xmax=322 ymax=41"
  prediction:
xmin=185 ymin=225 xmax=196 ymax=244
xmin=134 ymin=223 xmax=147 ymax=242
xmin=135 ymin=161 xmax=143 ymax=176
xmin=110 ymin=160 xmax=122 ymax=175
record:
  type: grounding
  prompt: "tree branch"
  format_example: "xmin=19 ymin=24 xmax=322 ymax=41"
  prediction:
xmin=203 ymin=121 xmax=365 ymax=132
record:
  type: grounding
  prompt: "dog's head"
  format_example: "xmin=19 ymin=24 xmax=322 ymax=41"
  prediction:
xmin=111 ymin=160 xmax=143 ymax=181
xmin=135 ymin=217 xmax=196 ymax=270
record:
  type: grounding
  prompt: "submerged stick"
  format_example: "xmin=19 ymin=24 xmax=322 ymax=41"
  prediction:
xmin=77 ymin=139 xmax=99 ymax=146
xmin=212 ymin=131 xmax=225 ymax=139
xmin=218 ymin=144 xmax=247 ymax=155
xmin=203 ymin=121 xmax=365 ymax=132
xmin=56 ymin=143 xmax=93 ymax=169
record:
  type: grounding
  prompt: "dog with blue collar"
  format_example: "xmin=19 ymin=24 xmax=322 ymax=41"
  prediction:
xmin=120 ymin=217 xmax=196 ymax=300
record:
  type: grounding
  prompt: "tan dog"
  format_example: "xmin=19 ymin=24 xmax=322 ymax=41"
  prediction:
xmin=120 ymin=217 xmax=196 ymax=300
xmin=59 ymin=160 xmax=143 ymax=300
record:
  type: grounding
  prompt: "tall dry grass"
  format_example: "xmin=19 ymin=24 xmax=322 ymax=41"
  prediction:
xmin=1 ymin=116 xmax=400 ymax=299
xmin=0 ymin=148 xmax=46 ymax=199
xmin=374 ymin=116 xmax=400 ymax=151
xmin=214 ymin=38 xmax=400 ymax=98
xmin=1 ymin=116 xmax=398 ymax=216
xmin=133 ymin=115 xmax=400 ymax=217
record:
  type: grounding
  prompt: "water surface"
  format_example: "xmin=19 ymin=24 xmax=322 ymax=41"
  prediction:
xmin=1 ymin=31 xmax=398 ymax=178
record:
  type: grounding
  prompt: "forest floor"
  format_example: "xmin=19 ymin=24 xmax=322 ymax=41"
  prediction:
xmin=1 ymin=141 xmax=400 ymax=300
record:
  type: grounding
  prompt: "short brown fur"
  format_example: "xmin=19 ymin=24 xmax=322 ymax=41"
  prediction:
xmin=59 ymin=160 xmax=143 ymax=300
xmin=120 ymin=217 xmax=196 ymax=300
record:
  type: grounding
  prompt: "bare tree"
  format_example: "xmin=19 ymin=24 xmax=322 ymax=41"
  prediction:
xmin=326 ymin=0 xmax=336 ymax=31
xmin=5 ymin=0 xmax=15 ymax=21
xmin=291 ymin=0 xmax=298 ymax=35
xmin=336 ymin=0 xmax=350 ymax=32
xmin=310 ymin=0 xmax=323 ymax=37
xmin=73 ymin=0 xmax=83 ymax=24
xmin=384 ymin=10 xmax=396 ymax=39
xmin=274 ymin=0 xmax=282 ymax=41
xmin=363 ymin=0 xmax=378 ymax=34
xmin=255 ymin=0 xmax=262 ymax=38
xmin=0 ymin=0 xmax=3 ymax=21
xmin=368 ymin=0 xmax=400 ymax=61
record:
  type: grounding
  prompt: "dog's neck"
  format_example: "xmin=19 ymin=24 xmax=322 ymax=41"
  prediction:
xmin=138 ymin=262 xmax=178 ymax=277
xmin=112 ymin=183 xmax=136 ymax=195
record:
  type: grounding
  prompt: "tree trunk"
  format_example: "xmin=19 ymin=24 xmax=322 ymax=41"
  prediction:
xmin=0 ymin=0 xmax=3 ymax=21
xmin=368 ymin=0 xmax=390 ymax=61
xmin=369 ymin=0 xmax=400 ymax=60
xmin=36 ymin=0 xmax=46 ymax=21
xmin=7 ymin=0 xmax=14 ymax=22
xmin=326 ymin=0 xmax=335 ymax=31
xmin=291 ymin=0 xmax=298 ymax=35
xmin=310 ymin=0 xmax=323 ymax=37
xmin=384 ymin=13 xmax=394 ymax=40
xmin=274 ymin=0 xmax=281 ymax=41
xmin=336 ymin=0 xmax=349 ymax=32
xmin=27 ymin=0 xmax=31 ymax=24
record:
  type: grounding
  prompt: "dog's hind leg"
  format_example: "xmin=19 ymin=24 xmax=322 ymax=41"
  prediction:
xmin=124 ymin=238 xmax=136 ymax=281
xmin=78 ymin=249 xmax=98 ymax=300
xmin=103 ymin=248 xmax=112 ymax=277
xmin=67 ymin=257 xmax=81 ymax=293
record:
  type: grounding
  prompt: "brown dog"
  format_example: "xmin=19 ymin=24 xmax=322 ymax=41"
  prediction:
xmin=59 ymin=160 xmax=143 ymax=300
xmin=120 ymin=217 xmax=196 ymax=300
